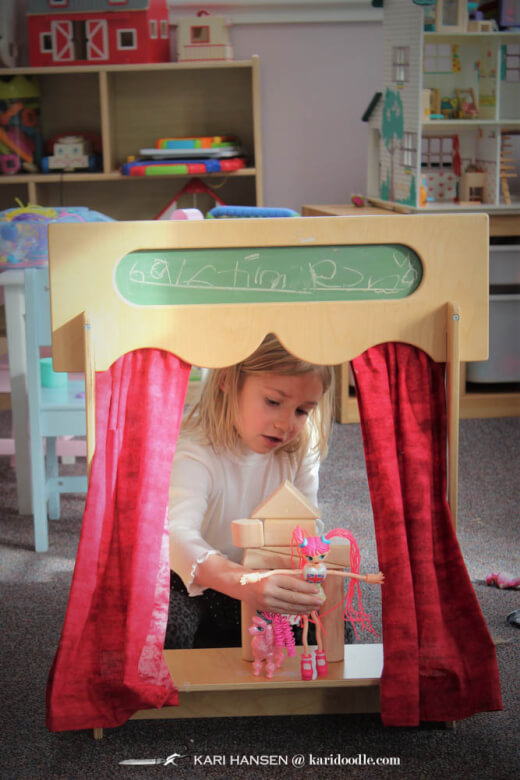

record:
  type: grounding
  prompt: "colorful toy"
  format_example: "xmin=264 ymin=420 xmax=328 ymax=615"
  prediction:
xmin=120 ymin=157 xmax=246 ymax=176
xmin=125 ymin=134 xmax=245 ymax=179
xmin=207 ymin=206 xmax=299 ymax=219
xmin=486 ymin=572 xmax=520 ymax=589
xmin=456 ymin=88 xmax=478 ymax=119
xmin=168 ymin=208 xmax=204 ymax=221
xmin=248 ymin=613 xmax=290 ymax=678
xmin=27 ymin=0 xmax=170 ymax=68
xmin=174 ymin=10 xmax=233 ymax=62
xmin=155 ymin=177 xmax=226 ymax=219
xmin=155 ymin=135 xmax=240 ymax=153
xmin=241 ymin=524 xmax=384 ymax=681
xmin=0 ymin=204 xmax=112 ymax=267
xmin=420 ymin=177 xmax=428 ymax=206
xmin=0 ymin=75 xmax=42 ymax=175
xmin=41 ymin=134 xmax=101 ymax=173
xmin=350 ymin=194 xmax=365 ymax=208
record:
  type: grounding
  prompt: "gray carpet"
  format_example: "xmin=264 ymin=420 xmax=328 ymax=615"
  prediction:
xmin=0 ymin=413 xmax=518 ymax=779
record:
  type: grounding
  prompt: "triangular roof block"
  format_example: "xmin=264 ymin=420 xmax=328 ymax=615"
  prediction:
xmin=251 ymin=480 xmax=320 ymax=520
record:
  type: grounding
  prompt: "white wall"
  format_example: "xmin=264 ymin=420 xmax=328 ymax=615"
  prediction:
xmin=231 ymin=22 xmax=383 ymax=211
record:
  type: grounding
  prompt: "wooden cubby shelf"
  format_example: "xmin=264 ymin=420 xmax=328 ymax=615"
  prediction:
xmin=0 ymin=58 xmax=263 ymax=220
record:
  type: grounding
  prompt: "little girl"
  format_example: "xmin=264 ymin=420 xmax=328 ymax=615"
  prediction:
xmin=165 ymin=333 xmax=334 ymax=649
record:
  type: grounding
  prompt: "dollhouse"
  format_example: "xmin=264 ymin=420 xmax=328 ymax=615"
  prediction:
xmin=174 ymin=10 xmax=233 ymax=62
xmin=26 ymin=0 xmax=170 ymax=67
xmin=365 ymin=0 xmax=520 ymax=210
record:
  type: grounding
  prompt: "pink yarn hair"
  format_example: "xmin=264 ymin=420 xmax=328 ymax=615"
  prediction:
xmin=291 ymin=525 xmax=377 ymax=639
xmin=261 ymin=612 xmax=296 ymax=656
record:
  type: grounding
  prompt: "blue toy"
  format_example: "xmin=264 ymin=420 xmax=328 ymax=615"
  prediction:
xmin=207 ymin=206 xmax=299 ymax=219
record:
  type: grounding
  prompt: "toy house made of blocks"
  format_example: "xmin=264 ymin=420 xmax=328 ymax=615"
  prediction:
xmin=27 ymin=0 xmax=170 ymax=67
xmin=231 ymin=481 xmax=351 ymax=665
xmin=365 ymin=0 xmax=520 ymax=211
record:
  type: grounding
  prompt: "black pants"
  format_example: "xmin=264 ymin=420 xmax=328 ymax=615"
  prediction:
xmin=164 ymin=571 xmax=242 ymax=649
xmin=164 ymin=571 xmax=354 ymax=650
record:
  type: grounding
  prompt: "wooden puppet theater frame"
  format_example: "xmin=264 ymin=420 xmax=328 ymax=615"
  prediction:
xmin=45 ymin=214 xmax=502 ymax=735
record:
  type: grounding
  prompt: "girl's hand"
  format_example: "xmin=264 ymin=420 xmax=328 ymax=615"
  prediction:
xmin=366 ymin=571 xmax=384 ymax=585
xmin=241 ymin=572 xmax=324 ymax=615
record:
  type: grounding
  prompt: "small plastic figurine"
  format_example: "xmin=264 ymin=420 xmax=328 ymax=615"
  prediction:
xmin=241 ymin=525 xmax=384 ymax=681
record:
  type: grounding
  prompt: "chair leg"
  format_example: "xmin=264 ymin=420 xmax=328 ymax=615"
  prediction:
xmin=29 ymin=432 xmax=49 ymax=553
xmin=46 ymin=437 xmax=60 ymax=520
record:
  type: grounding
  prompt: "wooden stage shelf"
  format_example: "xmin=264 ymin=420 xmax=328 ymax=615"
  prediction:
xmin=131 ymin=644 xmax=383 ymax=720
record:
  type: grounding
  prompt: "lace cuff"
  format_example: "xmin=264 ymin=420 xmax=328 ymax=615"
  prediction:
xmin=186 ymin=549 xmax=219 ymax=596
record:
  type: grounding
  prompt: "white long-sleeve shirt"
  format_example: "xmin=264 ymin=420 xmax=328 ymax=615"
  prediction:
xmin=168 ymin=433 xmax=320 ymax=596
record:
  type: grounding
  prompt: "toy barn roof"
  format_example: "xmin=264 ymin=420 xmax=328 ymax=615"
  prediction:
xmin=28 ymin=0 xmax=153 ymax=14
xmin=251 ymin=481 xmax=320 ymax=520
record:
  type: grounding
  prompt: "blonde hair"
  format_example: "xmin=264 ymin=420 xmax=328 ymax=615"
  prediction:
xmin=183 ymin=334 xmax=334 ymax=459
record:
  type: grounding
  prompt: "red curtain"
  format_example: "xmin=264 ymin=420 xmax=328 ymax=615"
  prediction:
xmin=352 ymin=343 xmax=503 ymax=726
xmin=46 ymin=349 xmax=190 ymax=731
xmin=46 ymin=341 xmax=502 ymax=730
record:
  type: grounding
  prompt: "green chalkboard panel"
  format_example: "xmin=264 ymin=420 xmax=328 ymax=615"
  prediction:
xmin=114 ymin=244 xmax=422 ymax=306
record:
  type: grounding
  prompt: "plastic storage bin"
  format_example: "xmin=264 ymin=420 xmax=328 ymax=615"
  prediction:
xmin=489 ymin=244 xmax=520 ymax=285
xmin=466 ymin=287 xmax=520 ymax=383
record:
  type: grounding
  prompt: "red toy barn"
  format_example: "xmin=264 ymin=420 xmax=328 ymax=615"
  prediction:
xmin=27 ymin=0 xmax=170 ymax=67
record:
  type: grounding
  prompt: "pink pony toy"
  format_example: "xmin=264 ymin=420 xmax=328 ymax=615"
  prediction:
xmin=242 ymin=525 xmax=384 ymax=681
xmin=248 ymin=613 xmax=287 ymax=678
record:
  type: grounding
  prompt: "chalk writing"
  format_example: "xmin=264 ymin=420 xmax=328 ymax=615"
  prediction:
xmin=114 ymin=244 xmax=422 ymax=306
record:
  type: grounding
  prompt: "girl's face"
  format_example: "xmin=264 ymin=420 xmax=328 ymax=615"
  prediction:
xmin=234 ymin=372 xmax=324 ymax=454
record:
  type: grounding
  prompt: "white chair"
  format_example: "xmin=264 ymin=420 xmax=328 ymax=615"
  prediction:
xmin=24 ymin=268 xmax=87 ymax=552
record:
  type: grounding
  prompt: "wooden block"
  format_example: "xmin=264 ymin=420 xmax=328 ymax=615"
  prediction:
xmin=242 ymin=546 xmax=349 ymax=572
xmin=320 ymin=541 xmax=351 ymax=568
xmin=231 ymin=518 xmax=264 ymax=548
xmin=247 ymin=543 xmax=351 ymax=569
xmin=321 ymin=573 xmax=346 ymax=661
xmin=263 ymin=517 xmax=316 ymax=546
xmin=242 ymin=547 xmax=293 ymax=570
xmin=251 ymin=480 xmax=320 ymax=520
xmin=241 ymin=601 xmax=256 ymax=660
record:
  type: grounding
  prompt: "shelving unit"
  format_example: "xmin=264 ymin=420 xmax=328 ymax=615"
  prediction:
xmin=0 ymin=57 xmax=263 ymax=219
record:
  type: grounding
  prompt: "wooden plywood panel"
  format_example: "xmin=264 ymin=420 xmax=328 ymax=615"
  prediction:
xmin=129 ymin=645 xmax=382 ymax=719
xmin=49 ymin=213 xmax=489 ymax=373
